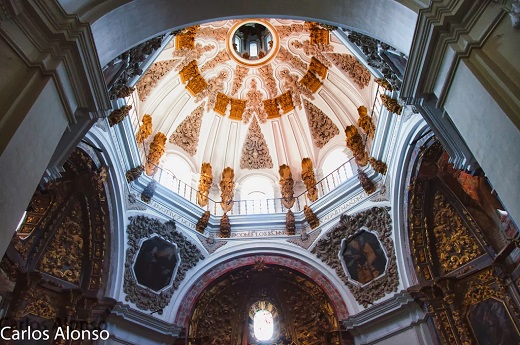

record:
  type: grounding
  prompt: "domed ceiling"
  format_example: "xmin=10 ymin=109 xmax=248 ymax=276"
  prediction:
xmin=132 ymin=19 xmax=379 ymax=197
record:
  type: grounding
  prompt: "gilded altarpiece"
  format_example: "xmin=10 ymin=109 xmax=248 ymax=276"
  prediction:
xmin=406 ymin=138 xmax=520 ymax=345
xmin=0 ymin=148 xmax=115 ymax=342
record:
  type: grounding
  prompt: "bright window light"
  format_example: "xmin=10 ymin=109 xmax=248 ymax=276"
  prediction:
xmin=253 ymin=310 xmax=274 ymax=341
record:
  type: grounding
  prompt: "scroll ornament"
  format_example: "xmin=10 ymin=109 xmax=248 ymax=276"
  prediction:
xmin=301 ymin=158 xmax=318 ymax=202
xmin=219 ymin=167 xmax=235 ymax=213
xmin=279 ymin=164 xmax=295 ymax=209
xmin=145 ymin=132 xmax=167 ymax=176
xmin=197 ymin=163 xmax=213 ymax=207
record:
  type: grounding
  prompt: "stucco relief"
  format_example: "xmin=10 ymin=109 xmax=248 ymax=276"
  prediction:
xmin=240 ymin=117 xmax=274 ymax=169
xmin=169 ymin=102 xmax=206 ymax=156
xmin=303 ymin=99 xmax=339 ymax=148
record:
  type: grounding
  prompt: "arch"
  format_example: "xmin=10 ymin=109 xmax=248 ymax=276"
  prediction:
xmin=83 ymin=0 xmax=417 ymax=66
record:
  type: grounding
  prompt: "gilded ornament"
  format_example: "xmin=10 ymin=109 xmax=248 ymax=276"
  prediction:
xmin=380 ymin=94 xmax=402 ymax=115
xmin=304 ymin=205 xmax=319 ymax=229
xmin=220 ymin=213 xmax=231 ymax=238
xmin=179 ymin=60 xmax=199 ymax=83
xmin=263 ymin=98 xmax=280 ymax=119
xmin=145 ymin=132 xmax=167 ymax=175
xmin=300 ymin=71 xmax=322 ymax=93
xmin=274 ymin=23 xmax=305 ymax=38
xmin=186 ymin=73 xmax=208 ymax=95
xmin=303 ymin=99 xmax=339 ymax=148
xmin=108 ymin=105 xmax=132 ymax=127
xmin=197 ymin=26 xmax=228 ymax=41
xmin=169 ymin=102 xmax=206 ymax=156
xmin=279 ymin=164 xmax=295 ymax=209
xmin=196 ymin=70 xmax=229 ymax=112
xmin=229 ymin=98 xmax=246 ymax=121
xmin=301 ymin=158 xmax=318 ymax=202
xmin=135 ymin=114 xmax=153 ymax=144
xmin=368 ymin=157 xmax=387 ymax=175
xmin=345 ymin=125 xmax=368 ymax=166
xmin=240 ymin=117 xmax=274 ymax=169
xmin=375 ymin=78 xmax=393 ymax=91
xmin=175 ymin=25 xmax=199 ymax=49
xmin=357 ymin=168 xmax=375 ymax=194
xmin=173 ymin=43 xmax=214 ymax=72
xmin=275 ymin=91 xmax=294 ymax=114
xmin=220 ymin=167 xmax=235 ymax=213
xmin=196 ymin=211 xmax=211 ymax=234
xmin=357 ymin=105 xmax=375 ymax=138
xmin=309 ymin=57 xmax=328 ymax=79
xmin=200 ymin=50 xmax=231 ymax=73
xmin=291 ymin=40 xmax=333 ymax=68
xmin=279 ymin=68 xmax=314 ymax=110
xmin=197 ymin=163 xmax=213 ymax=207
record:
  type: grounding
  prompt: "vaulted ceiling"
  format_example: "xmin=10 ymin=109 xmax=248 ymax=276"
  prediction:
xmin=133 ymin=18 xmax=378 ymax=190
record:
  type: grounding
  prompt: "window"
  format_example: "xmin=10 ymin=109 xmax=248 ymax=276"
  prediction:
xmin=240 ymin=175 xmax=275 ymax=213
xmin=234 ymin=36 xmax=241 ymax=52
xmin=253 ymin=310 xmax=274 ymax=341
xmin=159 ymin=154 xmax=193 ymax=190
xmin=321 ymin=148 xmax=354 ymax=184
xmin=249 ymin=41 xmax=258 ymax=57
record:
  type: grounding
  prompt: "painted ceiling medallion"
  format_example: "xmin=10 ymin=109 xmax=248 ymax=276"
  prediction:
xmin=226 ymin=19 xmax=280 ymax=67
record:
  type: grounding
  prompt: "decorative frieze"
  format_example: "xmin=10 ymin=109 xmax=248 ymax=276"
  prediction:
xmin=301 ymin=158 xmax=318 ymax=202
xmin=303 ymin=99 xmax=339 ymax=148
xmin=325 ymin=53 xmax=371 ymax=89
xmin=220 ymin=167 xmax=235 ymax=213
xmin=258 ymin=64 xmax=278 ymax=98
xmin=380 ymin=94 xmax=402 ymax=115
xmin=179 ymin=60 xmax=199 ymax=83
xmin=243 ymin=79 xmax=268 ymax=123
xmin=279 ymin=164 xmax=295 ymax=209
xmin=145 ymin=132 xmax=167 ymax=175
xmin=136 ymin=60 xmax=177 ymax=102
xmin=275 ymin=91 xmax=294 ymax=114
xmin=312 ymin=207 xmax=399 ymax=307
xmin=124 ymin=216 xmax=204 ymax=313
xmin=357 ymin=106 xmax=375 ymax=138
xmin=345 ymin=125 xmax=368 ymax=166
xmin=108 ymin=105 xmax=132 ymax=127
xmin=186 ymin=73 xmax=208 ymax=96
xmin=197 ymin=163 xmax=213 ymax=207
xmin=229 ymin=98 xmax=247 ymax=121
xmin=240 ymin=117 xmax=274 ymax=169
xmin=136 ymin=114 xmax=153 ymax=144
xmin=300 ymin=71 xmax=322 ymax=93
xmin=197 ymin=26 xmax=229 ymax=40
xmin=169 ymin=102 xmax=205 ymax=155
xmin=175 ymin=26 xmax=199 ymax=50
xmin=345 ymin=30 xmax=403 ymax=90
xmin=279 ymin=69 xmax=314 ymax=110
xmin=231 ymin=65 xmax=249 ymax=96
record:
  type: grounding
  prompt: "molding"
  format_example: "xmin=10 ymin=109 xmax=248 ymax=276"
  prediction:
xmin=109 ymin=302 xmax=183 ymax=337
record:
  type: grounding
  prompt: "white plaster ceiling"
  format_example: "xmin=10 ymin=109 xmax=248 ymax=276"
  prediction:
xmin=135 ymin=19 xmax=378 ymax=194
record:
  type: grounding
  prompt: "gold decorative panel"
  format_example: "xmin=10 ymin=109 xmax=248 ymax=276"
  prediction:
xmin=263 ymin=98 xmax=280 ymax=119
xmin=275 ymin=91 xmax=294 ymax=114
xmin=186 ymin=73 xmax=208 ymax=96
xmin=229 ymin=98 xmax=246 ymax=121
xmin=300 ymin=71 xmax=322 ymax=93
xmin=309 ymin=56 xmax=328 ymax=79
xmin=214 ymin=92 xmax=230 ymax=115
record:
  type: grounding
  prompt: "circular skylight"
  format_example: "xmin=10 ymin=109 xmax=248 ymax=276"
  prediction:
xmin=227 ymin=19 xmax=279 ymax=67
xmin=253 ymin=309 xmax=274 ymax=341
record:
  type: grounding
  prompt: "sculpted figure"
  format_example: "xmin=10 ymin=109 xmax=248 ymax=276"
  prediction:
xmin=197 ymin=163 xmax=213 ymax=207
xmin=219 ymin=167 xmax=235 ymax=213
xmin=279 ymin=164 xmax=295 ymax=209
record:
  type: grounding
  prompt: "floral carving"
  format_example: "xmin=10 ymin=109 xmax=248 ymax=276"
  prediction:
xmin=220 ymin=167 xmax=235 ymax=213
xmin=375 ymin=78 xmax=393 ymax=91
xmin=111 ymin=85 xmax=135 ymax=100
xmin=200 ymin=50 xmax=231 ymax=73
xmin=196 ymin=70 xmax=229 ymax=112
xmin=231 ymin=65 xmax=249 ymax=96
xmin=276 ymin=46 xmax=307 ymax=72
xmin=136 ymin=114 xmax=153 ymax=144
xmin=179 ymin=60 xmax=199 ymax=83
xmin=279 ymin=164 xmax=295 ymax=209
xmin=145 ymin=132 xmax=166 ymax=175
xmin=368 ymin=157 xmax=387 ymax=175
xmin=258 ymin=64 xmax=278 ymax=98
xmin=357 ymin=106 xmax=375 ymax=138
xmin=304 ymin=205 xmax=319 ymax=229
xmin=301 ymin=158 xmax=318 ymax=202
xmin=186 ymin=73 xmax=208 ymax=95
xmin=197 ymin=163 xmax=213 ymax=207
xmin=291 ymin=40 xmax=332 ymax=67
xmin=307 ymin=22 xmax=331 ymax=45
xmin=124 ymin=216 xmax=204 ymax=312
xmin=173 ymin=43 xmax=214 ymax=72
xmin=136 ymin=60 xmax=177 ymax=101
xmin=312 ymin=207 xmax=399 ymax=307
xmin=243 ymin=79 xmax=268 ymax=123
xmin=381 ymin=94 xmax=402 ymax=115
xmin=274 ymin=23 xmax=305 ymax=38
xmin=229 ymin=98 xmax=247 ymax=121
xmin=431 ymin=191 xmax=484 ymax=274
xmin=357 ymin=168 xmax=375 ymax=194
xmin=325 ymin=53 xmax=371 ymax=89
xmin=303 ymin=99 xmax=339 ymax=148
xmin=240 ymin=117 xmax=274 ymax=169
xmin=345 ymin=125 xmax=368 ymax=166
xmin=279 ymin=69 xmax=314 ymax=110
xmin=286 ymin=210 xmax=296 ymax=235
xmin=169 ymin=102 xmax=205 ymax=155
xmin=197 ymin=26 xmax=229 ymax=40
xmin=108 ymin=105 xmax=132 ymax=127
